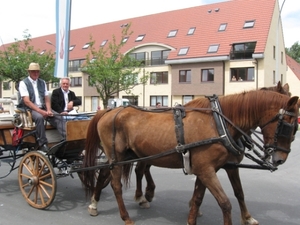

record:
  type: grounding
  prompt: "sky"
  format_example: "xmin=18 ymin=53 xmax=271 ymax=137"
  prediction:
xmin=0 ymin=0 xmax=299 ymax=48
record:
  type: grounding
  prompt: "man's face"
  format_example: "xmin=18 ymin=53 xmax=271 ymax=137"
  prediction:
xmin=29 ymin=70 xmax=40 ymax=80
xmin=61 ymin=79 xmax=70 ymax=91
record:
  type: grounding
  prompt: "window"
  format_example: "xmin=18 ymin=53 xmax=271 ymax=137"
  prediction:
xmin=230 ymin=42 xmax=256 ymax=59
xmin=150 ymin=96 xmax=168 ymax=107
xmin=151 ymin=50 xmax=170 ymax=65
xmin=51 ymin=82 xmax=59 ymax=88
xmin=273 ymin=70 xmax=276 ymax=84
xmin=122 ymin=37 xmax=129 ymax=43
xmin=187 ymin=27 xmax=196 ymax=35
xmin=82 ymin=43 xmax=90 ymax=49
xmin=69 ymin=45 xmax=75 ymax=51
xmin=281 ymin=51 xmax=283 ymax=64
xmin=100 ymin=40 xmax=108 ymax=47
xmin=3 ymin=82 xmax=11 ymax=90
xmin=40 ymin=50 xmax=45 ymax=55
xmin=178 ymin=47 xmax=189 ymax=56
xmin=70 ymin=77 xmax=82 ymax=87
xmin=273 ymin=46 xmax=276 ymax=59
xmin=243 ymin=20 xmax=255 ymax=28
xmin=129 ymin=52 xmax=146 ymax=65
xmin=135 ymin=35 xmax=145 ymax=42
xmin=218 ymin=23 xmax=227 ymax=31
xmin=207 ymin=45 xmax=219 ymax=53
xmin=150 ymin=71 xmax=168 ymax=84
xmin=123 ymin=95 xmax=138 ymax=106
xmin=91 ymin=96 xmax=99 ymax=111
xmin=168 ymin=30 xmax=178 ymax=37
xmin=201 ymin=69 xmax=214 ymax=82
xmin=69 ymin=59 xmax=85 ymax=72
xmin=179 ymin=70 xmax=191 ymax=83
xmin=183 ymin=95 xmax=193 ymax=104
xmin=230 ymin=67 xmax=255 ymax=81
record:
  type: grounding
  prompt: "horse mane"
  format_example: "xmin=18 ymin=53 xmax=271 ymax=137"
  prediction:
xmin=185 ymin=90 xmax=290 ymax=129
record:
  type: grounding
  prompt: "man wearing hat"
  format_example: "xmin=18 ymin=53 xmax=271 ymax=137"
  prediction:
xmin=18 ymin=62 xmax=63 ymax=152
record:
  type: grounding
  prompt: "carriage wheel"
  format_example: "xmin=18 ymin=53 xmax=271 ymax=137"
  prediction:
xmin=18 ymin=151 xmax=57 ymax=209
xmin=0 ymin=148 xmax=16 ymax=179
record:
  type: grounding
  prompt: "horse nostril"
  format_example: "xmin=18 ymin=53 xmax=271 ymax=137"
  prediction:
xmin=276 ymin=160 xmax=285 ymax=165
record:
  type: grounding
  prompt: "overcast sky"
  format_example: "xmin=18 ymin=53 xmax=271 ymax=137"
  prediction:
xmin=0 ymin=0 xmax=299 ymax=48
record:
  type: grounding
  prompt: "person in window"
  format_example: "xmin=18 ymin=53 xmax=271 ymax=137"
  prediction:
xmin=0 ymin=104 xmax=3 ymax=111
xmin=156 ymin=102 xmax=161 ymax=108
xmin=18 ymin=62 xmax=64 ymax=152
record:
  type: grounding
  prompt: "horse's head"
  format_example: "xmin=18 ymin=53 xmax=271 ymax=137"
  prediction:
xmin=259 ymin=96 xmax=299 ymax=167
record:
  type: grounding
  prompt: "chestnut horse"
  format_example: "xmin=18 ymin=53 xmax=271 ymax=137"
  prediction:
xmin=82 ymin=90 xmax=298 ymax=225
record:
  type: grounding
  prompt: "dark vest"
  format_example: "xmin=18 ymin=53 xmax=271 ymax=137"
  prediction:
xmin=18 ymin=77 xmax=46 ymax=110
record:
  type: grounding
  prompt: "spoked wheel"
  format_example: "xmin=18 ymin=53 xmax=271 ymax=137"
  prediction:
xmin=0 ymin=148 xmax=16 ymax=179
xmin=18 ymin=151 xmax=56 ymax=209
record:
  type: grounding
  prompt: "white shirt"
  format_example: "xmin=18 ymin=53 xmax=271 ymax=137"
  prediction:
xmin=62 ymin=88 xmax=69 ymax=111
xmin=19 ymin=77 xmax=48 ymax=108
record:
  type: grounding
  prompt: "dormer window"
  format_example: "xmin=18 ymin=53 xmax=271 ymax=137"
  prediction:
xmin=207 ymin=44 xmax=219 ymax=53
xmin=82 ymin=43 xmax=90 ymax=49
xmin=40 ymin=50 xmax=45 ymax=55
xmin=187 ymin=27 xmax=196 ymax=35
xmin=122 ymin=37 xmax=129 ymax=43
xmin=69 ymin=45 xmax=75 ymax=51
xmin=135 ymin=35 xmax=145 ymax=42
xmin=100 ymin=40 xmax=107 ymax=47
xmin=243 ymin=20 xmax=255 ymax=28
xmin=178 ymin=47 xmax=189 ymax=56
xmin=168 ymin=30 xmax=178 ymax=38
xmin=218 ymin=23 xmax=227 ymax=31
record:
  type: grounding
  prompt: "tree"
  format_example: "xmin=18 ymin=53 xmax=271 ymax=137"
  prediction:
xmin=285 ymin=41 xmax=300 ymax=63
xmin=82 ymin=23 xmax=147 ymax=109
xmin=0 ymin=32 xmax=56 ymax=90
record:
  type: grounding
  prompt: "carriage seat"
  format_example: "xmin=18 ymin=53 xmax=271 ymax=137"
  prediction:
xmin=14 ymin=109 xmax=55 ymax=130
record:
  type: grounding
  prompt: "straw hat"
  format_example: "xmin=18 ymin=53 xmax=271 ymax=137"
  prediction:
xmin=27 ymin=63 xmax=40 ymax=71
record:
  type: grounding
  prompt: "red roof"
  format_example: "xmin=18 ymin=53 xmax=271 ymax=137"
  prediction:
xmin=286 ymin=54 xmax=300 ymax=80
xmin=4 ymin=0 xmax=277 ymax=61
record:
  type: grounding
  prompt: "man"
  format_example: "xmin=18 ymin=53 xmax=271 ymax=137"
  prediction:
xmin=51 ymin=77 xmax=81 ymax=114
xmin=18 ymin=62 xmax=60 ymax=152
xmin=51 ymin=77 xmax=81 ymax=138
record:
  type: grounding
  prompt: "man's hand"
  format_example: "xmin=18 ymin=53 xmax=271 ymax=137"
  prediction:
xmin=67 ymin=101 xmax=73 ymax=111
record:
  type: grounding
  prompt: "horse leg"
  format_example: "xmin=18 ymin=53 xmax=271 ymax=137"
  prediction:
xmin=88 ymin=167 xmax=111 ymax=216
xmin=111 ymin=165 xmax=134 ymax=225
xmin=188 ymin=172 xmax=232 ymax=225
xmin=134 ymin=162 xmax=150 ymax=208
xmin=188 ymin=177 xmax=207 ymax=225
xmin=225 ymin=168 xmax=259 ymax=225
xmin=144 ymin=164 xmax=156 ymax=202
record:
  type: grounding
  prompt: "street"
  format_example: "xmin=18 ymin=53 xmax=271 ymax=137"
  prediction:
xmin=1 ymin=132 xmax=300 ymax=225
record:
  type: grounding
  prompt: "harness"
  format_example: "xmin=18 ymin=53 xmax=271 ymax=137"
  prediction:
xmin=71 ymin=98 xmax=297 ymax=174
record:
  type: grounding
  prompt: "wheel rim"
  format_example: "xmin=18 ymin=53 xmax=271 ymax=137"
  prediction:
xmin=0 ymin=149 xmax=16 ymax=179
xmin=18 ymin=151 xmax=57 ymax=209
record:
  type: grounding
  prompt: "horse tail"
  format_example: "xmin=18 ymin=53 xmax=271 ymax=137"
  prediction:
xmin=122 ymin=163 xmax=134 ymax=189
xmin=82 ymin=110 xmax=108 ymax=196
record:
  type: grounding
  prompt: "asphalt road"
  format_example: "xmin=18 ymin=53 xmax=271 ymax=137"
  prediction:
xmin=1 ymin=132 xmax=300 ymax=225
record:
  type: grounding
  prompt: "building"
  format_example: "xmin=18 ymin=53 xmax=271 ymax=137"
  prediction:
xmin=1 ymin=0 xmax=294 ymax=111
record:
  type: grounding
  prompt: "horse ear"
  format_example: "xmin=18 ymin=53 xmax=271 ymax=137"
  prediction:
xmin=283 ymin=83 xmax=290 ymax=91
xmin=287 ymin=96 xmax=299 ymax=110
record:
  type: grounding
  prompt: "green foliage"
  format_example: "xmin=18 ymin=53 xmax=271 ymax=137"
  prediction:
xmin=82 ymin=23 xmax=148 ymax=108
xmin=0 ymin=31 xmax=56 ymax=88
xmin=285 ymin=41 xmax=300 ymax=63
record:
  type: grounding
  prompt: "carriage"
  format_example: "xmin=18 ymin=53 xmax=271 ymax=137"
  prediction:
xmin=0 ymin=98 xmax=106 ymax=209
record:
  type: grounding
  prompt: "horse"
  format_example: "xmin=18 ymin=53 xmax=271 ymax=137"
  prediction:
xmin=82 ymin=90 xmax=298 ymax=225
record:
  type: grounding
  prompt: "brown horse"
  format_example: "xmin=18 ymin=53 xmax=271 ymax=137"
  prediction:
xmin=82 ymin=90 xmax=298 ymax=225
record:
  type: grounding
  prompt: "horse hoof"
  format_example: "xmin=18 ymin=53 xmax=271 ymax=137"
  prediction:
xmin=139 ymin=201 xmax=150 ymax=209
xmin=125 ymin=220 xmax=135 ymax=225
xmin=88 ymin=206 xmax=98 ymax=216
xmin=242 ymin=217 xmax=259 ymax=225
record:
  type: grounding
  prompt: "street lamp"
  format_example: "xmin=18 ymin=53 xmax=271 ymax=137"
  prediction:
xmin=46 ymin=40 xmax=55 ymax=47
xmin=275 ymin=0 xmax=286 ymax=84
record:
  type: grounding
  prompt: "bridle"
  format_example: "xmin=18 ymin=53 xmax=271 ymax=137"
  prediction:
xmin=260 ymin=108 xmax=298 ymax=158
